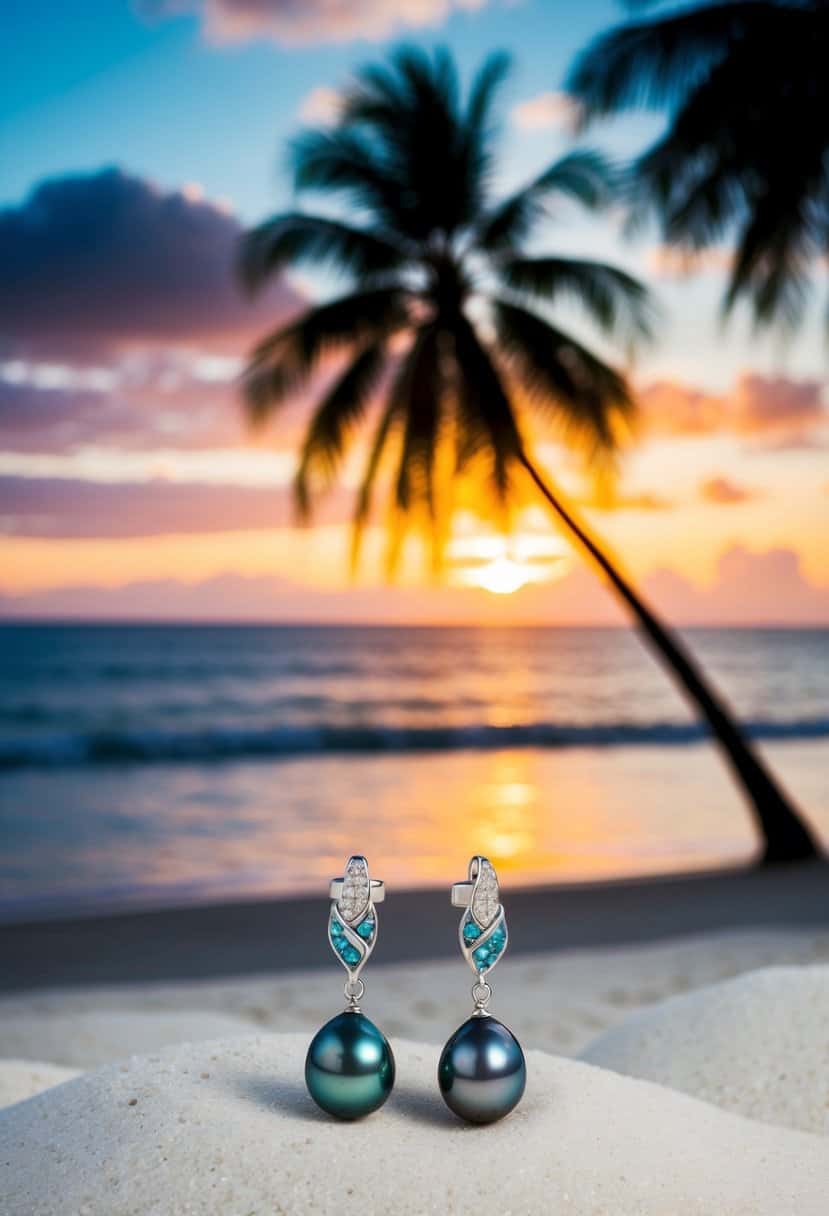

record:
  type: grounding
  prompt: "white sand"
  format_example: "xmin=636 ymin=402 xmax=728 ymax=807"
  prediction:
xmin=0 ymin=1010 xmax=254 ymax=1072
xmin=581 ymin=964 xmax=829 ymax=1136
xmin=0 ymin=1060 xmax=80 ymax=1108
xmin=3 ymin=927 xmax=827 ymax=1068
xmin=2 ymin=1033 xmax=827 ymax=1216
xmin=2 ymin=930 xmax=827 ymax=1213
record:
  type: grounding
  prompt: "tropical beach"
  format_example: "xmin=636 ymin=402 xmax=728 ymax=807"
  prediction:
xmin=3 ymin=891 xmax=829 ymax=1212
xmin=2 ymin=0 xmax=828 ymax=1211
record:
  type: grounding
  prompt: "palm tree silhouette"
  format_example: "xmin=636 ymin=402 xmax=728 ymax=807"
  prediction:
xmin=567 ymin=0 xmax=829 ymax=330
xmin=240 ymin=46 xmax=817 ymax=863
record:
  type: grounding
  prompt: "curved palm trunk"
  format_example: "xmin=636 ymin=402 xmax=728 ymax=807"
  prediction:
xmin=519 ymin=451 xmax=818 ymax=864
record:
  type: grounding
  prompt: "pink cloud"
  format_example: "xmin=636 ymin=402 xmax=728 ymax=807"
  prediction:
xmin=2 ymin=545 xmax=826 ymax=626
xmin=0 ymin=371 xmax=246 ymax=455
xmin=511 ymin=91 xmax=581 ymax=132
xmin=644 ymin=546 xmax=829 ymax=626
xmin=640 ymin=373 xmax=827 ymax=445
xmin=0 ymin=476 xmax=285 ymax=538
xmin=139 ymin=0 xmax=488 ymax=45
xmin=299 ymin=86 xmax=342 ymax=125
xmin=698 ymin=476 xmax=761 ymax=505
xmin=646 ymin=246 xmax=733 ymax=278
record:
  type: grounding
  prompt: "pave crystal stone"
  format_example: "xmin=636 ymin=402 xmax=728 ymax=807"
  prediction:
xmin=471 ymin=859 xmax=500 ymax=928
xmin=338 ymin=856 xmax=371 ymax=923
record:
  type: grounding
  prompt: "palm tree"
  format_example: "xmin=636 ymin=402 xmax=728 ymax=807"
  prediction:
xmin=567 ymin=0 xmax=829 ymax=331
xmin=240 ymin=46 xmax=817 ymax=863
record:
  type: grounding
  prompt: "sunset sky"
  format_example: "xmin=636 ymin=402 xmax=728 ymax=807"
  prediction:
xmin=1 ymin=0 xmax=827 ymax=624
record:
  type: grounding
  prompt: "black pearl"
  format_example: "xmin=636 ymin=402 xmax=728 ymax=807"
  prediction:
xmin=305 ymin=1010 xmax=395 ymax=1119
xmin=438 ymin=1015 xmax=526 ymax=1124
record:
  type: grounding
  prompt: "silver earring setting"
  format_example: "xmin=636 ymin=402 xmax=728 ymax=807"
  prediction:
xmin=437 ymin=856 xmax=527 ymax=1124
xmin=304 ymin=855 xmax=395 ymax=1119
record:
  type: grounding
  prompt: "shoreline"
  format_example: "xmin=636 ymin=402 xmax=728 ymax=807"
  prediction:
xmin=4 ymin=859 xmax=828 ymax=993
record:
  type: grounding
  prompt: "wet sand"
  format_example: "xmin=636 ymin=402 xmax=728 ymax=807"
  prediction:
xmin=3 ymin=859 xmax=828 ymax=992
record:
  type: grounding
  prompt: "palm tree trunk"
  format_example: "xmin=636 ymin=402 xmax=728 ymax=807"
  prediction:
xmin=519 ymin=450 xmax=818 ymax=864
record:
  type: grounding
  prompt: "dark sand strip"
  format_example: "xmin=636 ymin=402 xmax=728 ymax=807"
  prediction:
xmin=2 ymin=862 xmax=828 ymax=993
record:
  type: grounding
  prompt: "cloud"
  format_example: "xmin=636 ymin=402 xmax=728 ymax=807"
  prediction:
xmin=640 ymin=373 xmax=827 ymax=445
xmin=0 ymin=167 xmax=299 ymax=359
xmin=643 ymin=545 xmax=829 ymax=626
xmin=699 ymin=476 xmax=761 ymax=505
xmin=731 ymin=375 xmax=825 ymax=439
xmin=582 ymin=489 xmax=674 ymax=512
xmin=511 ymin=91 xmax=581 ymax=132
xmin=646 ymin=246 xmax=733 ymax=278
xmin=0 ymin=365 xmax=247 ymax=455
xmin=0 ymin=475 xmax=297 ymax=538
xmin=138 ymin=0 xmax=488 ymax=45
xmin=299 ymin=86 xmax=342 ymax=125
xmin=2 ymin=545 xmax=826 ymax=625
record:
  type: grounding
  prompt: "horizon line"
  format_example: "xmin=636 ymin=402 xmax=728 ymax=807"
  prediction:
xmin=0 ymin=616 xmax=826 ymax=631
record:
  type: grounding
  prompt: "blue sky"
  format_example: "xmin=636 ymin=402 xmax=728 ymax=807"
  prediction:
xmin=2 ymin=1 xmax=623 ymax=219
xmin=2 ymin=0 xmax=823 ymax=386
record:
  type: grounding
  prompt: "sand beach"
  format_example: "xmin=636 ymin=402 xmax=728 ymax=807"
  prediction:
xmin=2 ymin=866 xmax=828 ymax=1213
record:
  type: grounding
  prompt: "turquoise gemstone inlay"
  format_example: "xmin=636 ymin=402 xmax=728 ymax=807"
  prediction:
xmin=356 ymin=915 xmax=375 ymax=940
xmin=472 ymin=922 xmax=506 ymax=970
xmin=463 ymin=918 xmax=481 ymax=943
xmin=330 ymin=912 xmax=365 ymax=968
xmin=489 ymin=924 xmax=506 ymax=951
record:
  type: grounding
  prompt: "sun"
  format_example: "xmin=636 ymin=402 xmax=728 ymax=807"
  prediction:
xmin=448 ymin=524 xmax=571 ymax=596
xmin=473 ymin=554 xmax=533 ymax=595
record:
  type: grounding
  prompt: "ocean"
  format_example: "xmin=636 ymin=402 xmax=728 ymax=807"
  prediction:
xmin=1 ymin=623 xmax=826 ymax=921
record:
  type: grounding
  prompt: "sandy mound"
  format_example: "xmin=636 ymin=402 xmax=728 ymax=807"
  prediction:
xmin=1 ymin=1033 xmax=826 ymax=1216
xmin=3 ymin=928 xmax=828 ymax=1067
xmin=0 ymin=1009 xmax=254 ymax=1070
xmin=581 ymin=964 xmax=829 ymax=1135
xmin=0 ymin=1059 xmax=80 ymax=1109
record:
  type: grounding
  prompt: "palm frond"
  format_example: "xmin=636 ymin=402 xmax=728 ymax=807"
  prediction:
xmin=726 ymin=195 xmax=815 ymax=331
xmin=290 ymin=128 xmax=405 ymax=232
xmin=340 ymin=60 xmax=409 ymax=127
xmin=448 ymin=311 xmax=522 ymax=502
xmin=628 ymin=16 xmax=828 ymax=327
xmin=242 ymin=287 xmax=407 ymax=422
xmin=339 ymin=46 xmax=472 ymax=239
xmin=492 ymin=297 xmax=634 ymax=462
xmin=460 ymin=51 xmax=512 ymax=220
xmin=349 ymin=345 xmax=422 ymax=569
xmin=239 ymin=213 xmax=408 ymax=291
xmin=465 ymin=50 xmax=512 ymax=136
xmin=294 ymin=342 xmax=388 ymax=520
xmin=499 ymin=255 xmax=655 ymax=344
xmin=567 ymin=1 xmax=777 ymax=118
xmin=477 ymin=150 xmax=616 ymax=253
xmin=393 ymin=326 xmax=443 ymax=516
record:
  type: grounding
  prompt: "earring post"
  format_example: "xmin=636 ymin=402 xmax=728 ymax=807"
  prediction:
xmin=329 ymin=877 xmax=385 ymax=903
xmin=450 ymin=882 xmax=474 ymax=907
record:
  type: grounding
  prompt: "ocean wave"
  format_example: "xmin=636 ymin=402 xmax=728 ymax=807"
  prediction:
xmin=1 ymin=717 xmax=828 ymax=769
